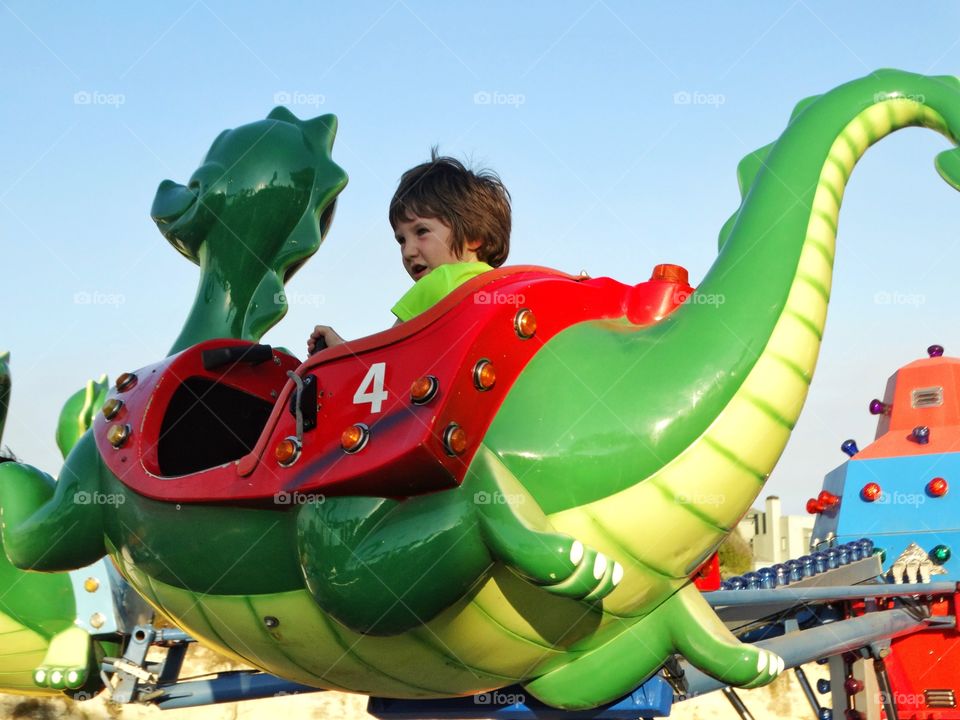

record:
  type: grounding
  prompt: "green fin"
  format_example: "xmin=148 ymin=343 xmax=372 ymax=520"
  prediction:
xmin=788 ymin=94 xmax=822 ymax=123
xmin=935 ymin=147 xmax=960 ymax=191
xmin=721 ymin=141 xmax=775 ymax=252
xmin=717 ymin=211 xmax=738 ymax=252
xmin=303 ymin=114 xmax=339 ymax=155
xmin=55 ymin=375 xmax=109 ymax=458
xmin=736 ymin=142 xmax=774 ymax=197
xmin=266 ymin=106 xmax=299 ymax=124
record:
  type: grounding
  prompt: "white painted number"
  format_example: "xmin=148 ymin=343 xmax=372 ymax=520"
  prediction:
xmin=353 ymin=362 xmax=389 ymax=413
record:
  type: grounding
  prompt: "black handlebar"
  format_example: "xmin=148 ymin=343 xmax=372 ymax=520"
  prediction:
xmin=201 ymin=344 xmax=274 ymax=371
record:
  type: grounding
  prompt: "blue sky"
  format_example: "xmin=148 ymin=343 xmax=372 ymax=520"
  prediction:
xmin=2 ymin=2 xmax=960 ymax=514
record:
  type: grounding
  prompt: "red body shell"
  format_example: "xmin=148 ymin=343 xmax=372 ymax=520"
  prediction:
xmin=94 ymin=266 xmax=691 ymax=504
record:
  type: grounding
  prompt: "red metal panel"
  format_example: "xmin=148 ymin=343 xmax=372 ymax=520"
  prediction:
xmin=95 ymin=266 xmax=691 ymax=504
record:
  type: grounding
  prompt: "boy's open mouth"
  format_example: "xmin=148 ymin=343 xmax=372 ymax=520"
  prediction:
xmin=411 ymin=263 xmax=429 ymax=279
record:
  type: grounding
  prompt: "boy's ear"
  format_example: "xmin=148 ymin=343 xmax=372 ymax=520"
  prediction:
xmin=465 ymin=237 xmax=482 ymax=251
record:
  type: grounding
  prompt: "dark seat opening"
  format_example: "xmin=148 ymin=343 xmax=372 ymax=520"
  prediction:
xmin=158 ymin=377 xmax=273 ymax=477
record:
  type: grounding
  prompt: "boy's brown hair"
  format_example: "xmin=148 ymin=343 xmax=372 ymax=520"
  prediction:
xmin=389 ymin=150 xmax=511 ymax=267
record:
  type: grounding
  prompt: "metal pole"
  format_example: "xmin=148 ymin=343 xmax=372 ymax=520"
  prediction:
xmin=680 ymin=607 xmax=930 ymax=697
xmin=793 ymin=666 xmax=822 ymax=718
xmin=703 ymin=582 xmax=957 ymax=608
xmin=721 ymin=687 xmax=755 ymax=720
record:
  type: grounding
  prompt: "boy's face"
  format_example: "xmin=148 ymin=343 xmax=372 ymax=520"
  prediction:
xmin=394 ymin=213 xmax=480 ymax=281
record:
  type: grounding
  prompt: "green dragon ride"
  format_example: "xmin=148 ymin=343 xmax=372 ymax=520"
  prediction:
xmin=0 ymin=356 xmax=115 ymax=696
xmin=3 ymin=70 xmax=960 ymax=710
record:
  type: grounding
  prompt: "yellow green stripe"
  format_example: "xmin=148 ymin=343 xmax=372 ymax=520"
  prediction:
xmin=784 ymin=309 xmax=823 ymax=341
xmin=649 ymin=478 xmax=726 ymax=533
xmin=797 ymin=272 xmax=830 ymax=304
xmin=701 ymin=436 xmax=766 ymax=483
xmin=806 ymin=234 xmax=836 ymax=267
xmin=744 ymin=393 xmax=795 ymax=429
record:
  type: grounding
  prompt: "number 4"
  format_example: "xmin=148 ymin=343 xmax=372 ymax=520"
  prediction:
xmin=353 ymin=362 xmax=389 ymax=413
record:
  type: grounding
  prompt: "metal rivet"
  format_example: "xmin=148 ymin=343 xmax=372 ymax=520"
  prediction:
xmin=107 ymin=423 xmax=131 ymax=449
xmin=115 ymin=372 xmax=137 ymax=392
xmin=102 ymin=398 xmax=124 ymax=420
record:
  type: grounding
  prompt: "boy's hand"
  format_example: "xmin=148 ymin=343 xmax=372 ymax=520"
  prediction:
xmin=308 ymin=325 xmax=345 ymax=354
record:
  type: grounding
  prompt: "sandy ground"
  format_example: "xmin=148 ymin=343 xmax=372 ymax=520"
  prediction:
xmin=0 ymin=646 xmax=832 ymax=720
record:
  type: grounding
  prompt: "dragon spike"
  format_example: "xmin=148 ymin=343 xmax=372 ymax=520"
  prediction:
xmin=935 ymin=147 xmax=960 ymax=191
xmin=55 ymin=375 xmax=109 ymax=459
xmin=717 ymin=211 xmax=737 ymax=252
xmin=736 ymin=142 xmax=775 ymax=197
xmin=304 ymin=113 xmax=339 ymax=156
xmin=267 ymin=108 xmax=340 ymax=156
xmin=718 ymin=141 xmax=775 ymax=251
xmin=787 ymin=94 xmax=823 ymax=124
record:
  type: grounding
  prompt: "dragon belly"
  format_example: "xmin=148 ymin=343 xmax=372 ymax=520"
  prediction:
xmin=114 ymin=545 xmax=670 ymax=697
xmin=0 ymin=614 xmax=49 ymax=696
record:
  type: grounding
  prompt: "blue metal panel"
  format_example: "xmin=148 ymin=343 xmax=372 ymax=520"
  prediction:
xmin=368 ymin=677 xmax=674 ymax=719
xmin=816 ymin=452 xmax=960 ymax=579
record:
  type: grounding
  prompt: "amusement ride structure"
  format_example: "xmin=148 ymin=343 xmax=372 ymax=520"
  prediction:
xmin=3 ymin=69 xmax=960 ymax=719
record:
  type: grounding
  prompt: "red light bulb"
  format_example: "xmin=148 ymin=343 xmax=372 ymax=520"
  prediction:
xmin=861 ymin=482 xmax=882 ymax=502
xmin=806 ymin=498 xmax=824 ymax=514
xmin=818 ymin=490 xmax=840 ymax=509
xmin=844 ymin=677 xmax=865 ymax=695
xmin=927 ymin=477 xmax=948 ymax=497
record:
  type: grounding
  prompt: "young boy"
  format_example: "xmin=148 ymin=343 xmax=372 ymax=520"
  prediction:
xmin=307 ymin=153 xmax=511 ymax=352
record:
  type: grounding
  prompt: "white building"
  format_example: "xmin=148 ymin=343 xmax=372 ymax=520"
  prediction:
xmin=737 ymin=495 xmax=814 ymax=570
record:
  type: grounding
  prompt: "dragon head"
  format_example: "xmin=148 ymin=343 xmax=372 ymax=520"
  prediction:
xmin=153 ymin=108 xmax=348 ymax=353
